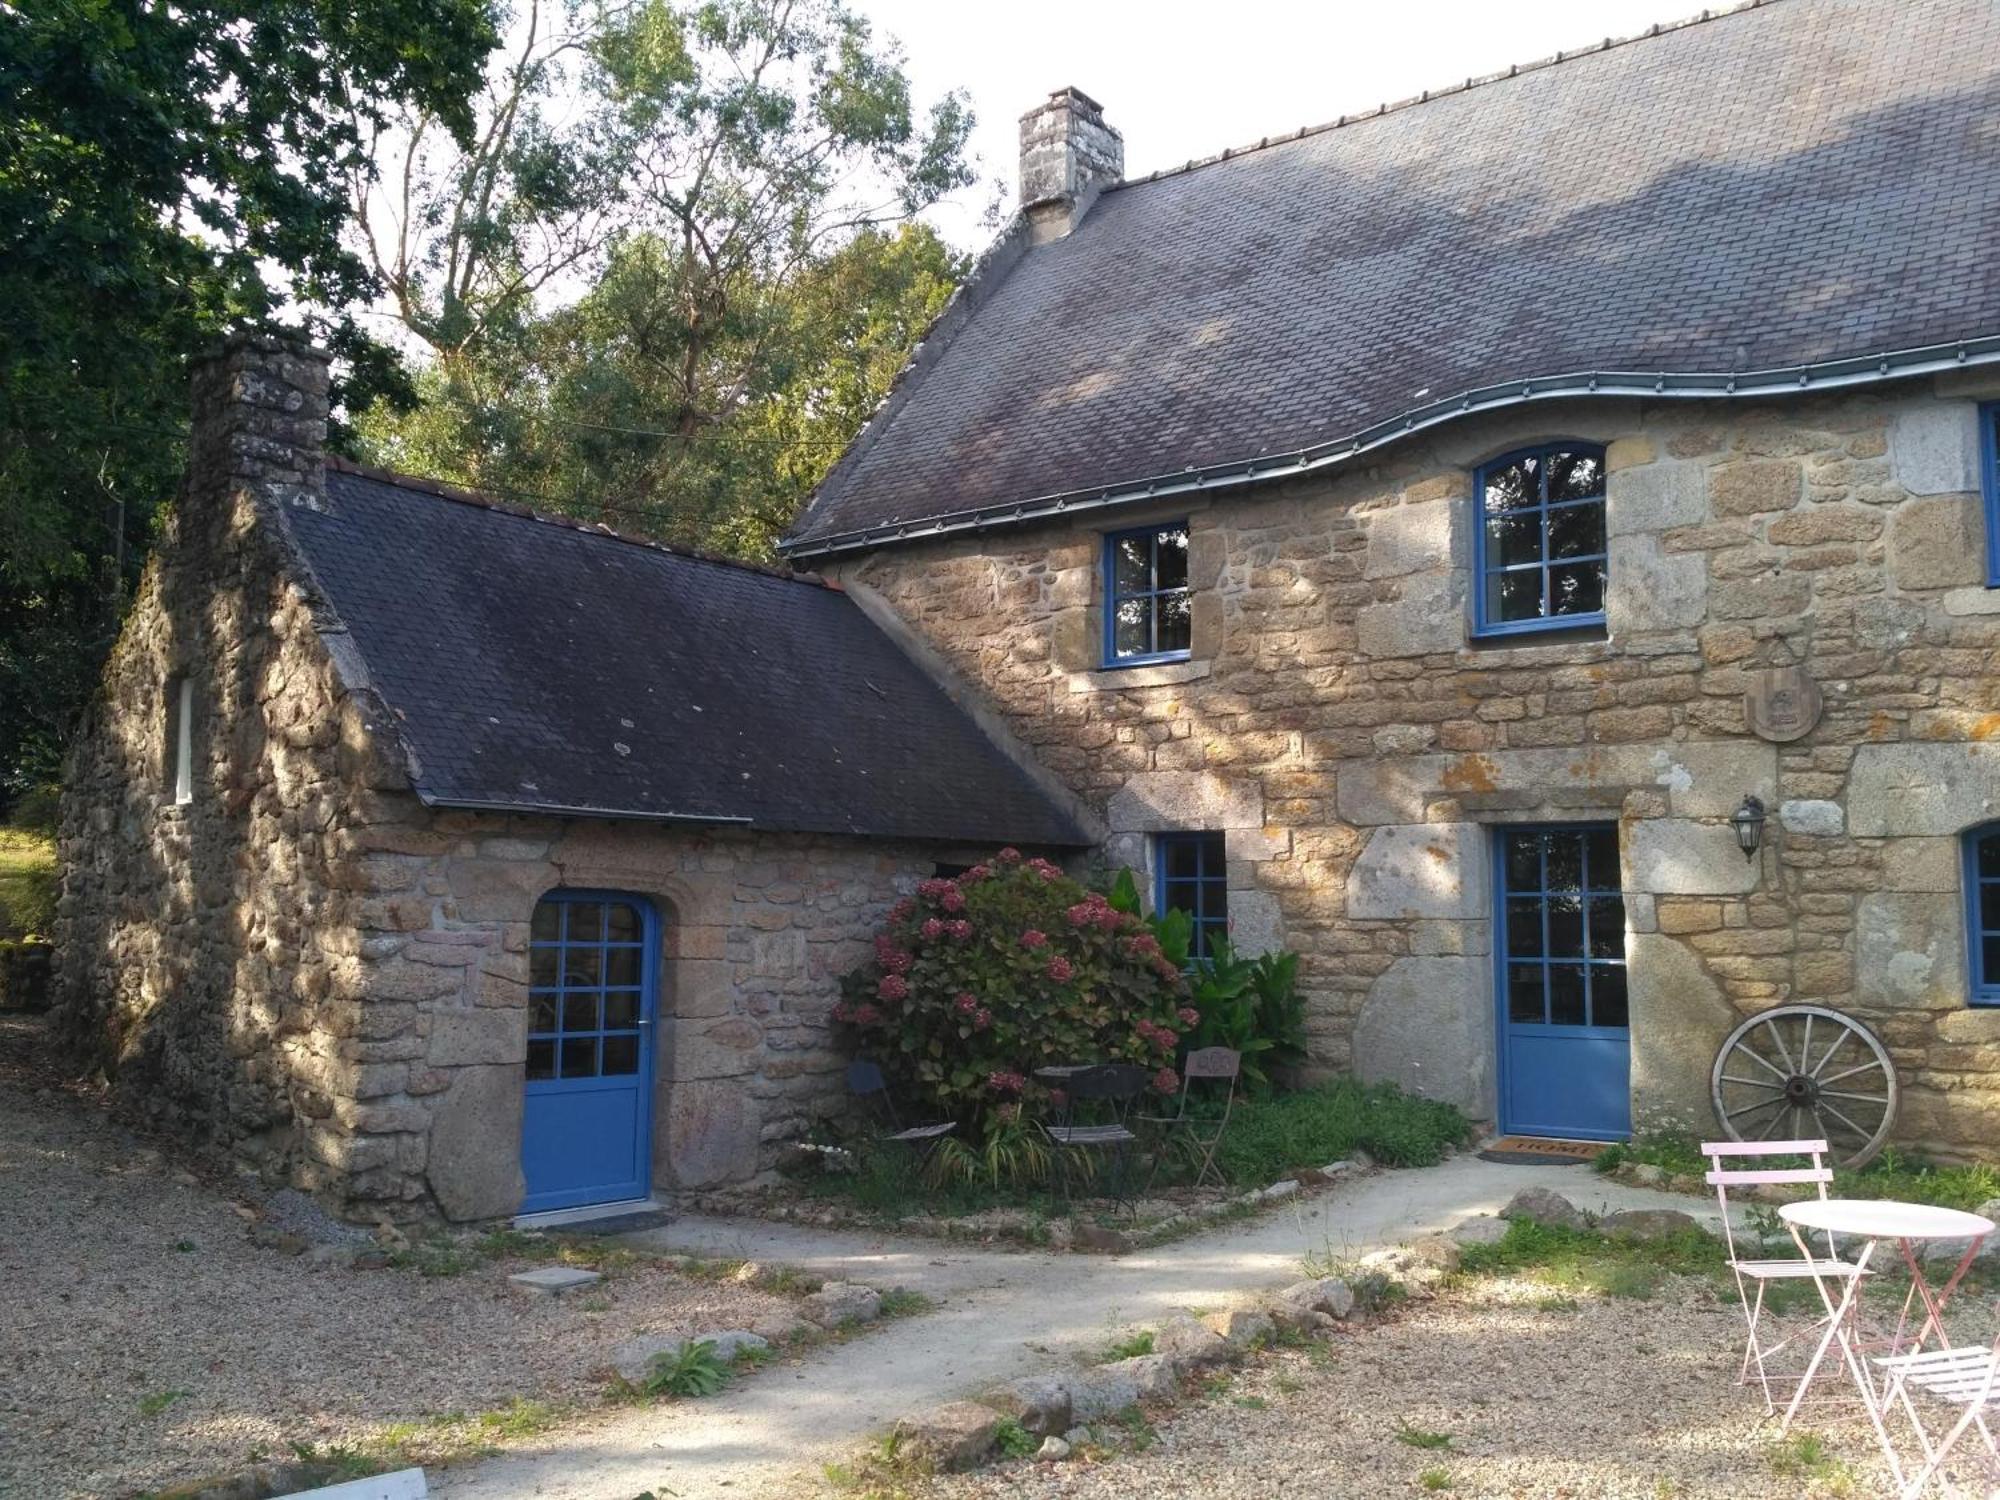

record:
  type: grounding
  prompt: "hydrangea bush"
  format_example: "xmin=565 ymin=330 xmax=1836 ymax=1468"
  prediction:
xmin=833 ymin=848 xmax=1194 ymax=1131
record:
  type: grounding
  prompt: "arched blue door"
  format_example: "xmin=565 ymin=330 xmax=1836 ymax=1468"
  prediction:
xmin=521 ymin=891 xmax=659 ymax=1212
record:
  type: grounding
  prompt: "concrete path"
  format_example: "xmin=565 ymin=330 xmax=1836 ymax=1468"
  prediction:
xmin=431 ymin=1158 xmax=1721 ymax=1500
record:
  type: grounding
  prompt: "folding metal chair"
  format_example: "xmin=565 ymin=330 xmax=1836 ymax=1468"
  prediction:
xmin=1872 ymin=1312 xmax=2000 ymax=1499
xmin=1704 ymin=1138 xmax=1868 ymax=1412
xmin=1041 ymin=1063 xmax=1150 ymax=1208
xmin=1139 ymin=1046 xmax=1240 ymax=1191
xmin=846 ymin=1059 xmax=955 ymax=1167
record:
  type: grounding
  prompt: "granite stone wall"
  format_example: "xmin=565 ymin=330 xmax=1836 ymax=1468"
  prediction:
xmin=825 ymin=375 xmax=2000 ymax=1159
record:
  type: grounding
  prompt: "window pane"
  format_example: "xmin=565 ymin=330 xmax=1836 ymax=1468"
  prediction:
xmin=1154 ymin=591 xmax=1192 ymax=654
xmin=1547 ymin=450 xmax=1605 ymax=501
xmin=1980 ymin=836 xmax=2000 ymax=880
xmin=1985 ymin=934 xmax=2000 ymax=984
xmin=1508 ymin=964 xmax=1546 ymax=1023
xmin=530 ymin=946 xmax=559 ymax=987
xmin=606 ymin=947 xmax=642 ymax=987
xmin=1546 ymin=893 xmax=1585 ymax=956
xmin=606 ymin=902 xmax=641 ymax=942
xmin=1164 ymin=837 xmax=1201 ymax=878
xmin=530 ymin=994 xmax=558 ymax=1033
xmin=1980 ymin=884 xmax=2000 ymax=934
xmin=1544 ymin=835 xmax=1584 ymax=892
xmin=1549 ymin=560 xmax=1605 ymax=618
xmin=1113 ymin=535 xmax=1151 ymax=595
xmin=565 ymin=903 xmax=603 ymax=942
xmin=601 ymin=1034 xmax=640 ymax=1076
xmin=1162 ymin=879 xmax=1199 ymax=917
xmin=563 ymin=992 xmax=599 ymax=1032
xmin=1504 ymin=832 xmax=1542 ymax=892
xmin=1505 ymin=898 xmax=1544 ymax=958
xmin=1587 ymin=897 xmax=1625 ymax=959
xmin=1494 ymin=568 xmax=1544 ymax=622
xmin=1199 ymin=881 xmax=1229 ymax=926
xmin=531 ymin=903 xmax=562 ymax=941
xmin=1114 ymin=598 xmax=1150 ymax=657
xmin=604 ymin=991 xmax=641 ymax=1029
xmin=562 ymin=946 xmax=602 ymax=987
xmin=560 ymin=1036 xmax=598 ymax=1078
xmin=1484 ymin=458 xmax=1537 ymax=512
xmin=1591 ymin=966 xmax=1629 ymax=1029
xmin=1154 ymin=528 xmax=1189 ymax=589
xmin=526 ymin=1039 xmax=556 ymax=1080
xmin=1487 ymin=511 xmax=1544 ymax=568
xmin=1548 ymin=964 xmax=1588 ymax=1026
xmin=1584 ymin=828 xmax=1619 ymax=887
xmin=1546 ymin=499 xmax=1605 ymax=560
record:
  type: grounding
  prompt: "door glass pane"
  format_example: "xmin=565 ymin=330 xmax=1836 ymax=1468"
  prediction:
xmin=530 ymin=994 xmax=558 ymax=1033
xmin=1546 ymin=893 xmax=1585 ymax=956
xmin=602 ymin=1034 xmax=640 ymax=1076
xmin=565 ymin=903 xmax=603 ymax=942
xmin=526 ymin=1039 xmax=556 ymax=1080
xmin=531 ymin=903 xmax=562 ymax=941
xmin=530 ymin=946 xmax=559 ymax=987
xmin=1508 ymin=964 xmax=1546 ymax=1023
xmin=1113 ymin=534 xmax=1151 ymax=595
xmin=606 ymin=902 xmax=641 ymax=942
xmin=1505 ymin=899 xmax=1544 ymax=958
xmin=1155 ymin=592 xmax=1192 ymax=654
xmin=1979 ymin=835 xmax=2000 ymax=880
xmin=1587 ymin=897 xmax=1624 ymax=959
xmin=563 ymin=992 xmax=599 ymax=1032
xmin=1154 ymin=528 xmax=1189 ymax=589
xmin=1164 ymin=838 xmax=1201 ymax=878
xmin=1504 ymin=832 xmax=1542 ymax=892
xmin=1548 ymin=964 xmax=1588 ymax=1026
xmin=1547 ymin=450 xmax=1605 ymax=501
xmin=606 ymin=947 xmax=642 ymax=987
xmin=1162 ymin=879 xmax=1197 ymax=918
xmin=1592 ymin=966 xmax=1630 ymax=1029
xmin=604 ymin=991 xmax=641 ymax=1028
xmin=560 ymin=1036 xmax=598 ymax=1078
xmin=1985 ymin=934 xmax=2000 ymax=981
xmin=563 ymin=946 xmax=602 ymax=987
xmin=1980 ymin=884 xmax=2000 ymax=934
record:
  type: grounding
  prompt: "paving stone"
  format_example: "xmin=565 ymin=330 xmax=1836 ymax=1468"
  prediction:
xmin=508 ymin=1265 xmax=601 ymax=1296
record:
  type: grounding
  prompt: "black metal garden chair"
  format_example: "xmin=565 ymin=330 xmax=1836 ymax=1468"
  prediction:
xmin=1040 ymin=1062 xmax=1151 ymax=1208
xmin=845 ymin=1059 xmax=955 ymax=1167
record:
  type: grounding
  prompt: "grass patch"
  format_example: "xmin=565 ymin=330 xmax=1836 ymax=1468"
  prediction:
xmin=877 ymin=1287 xmax=933 ymax=1319
xmin=643 ymin=1340 xmax=730 ymax=1398
xmin=139 ymin=1389 xmax=190 ymax=1417
xmin=1598 ymin=1133 xmax=2000 ymax=1213
xmin=1213 ymin=1079 xmax=1468 ymax=1181
xmin=1458 ymin=1216 xmax=1728 ymax=1304
xmin=1393 ymin=1423 xmax=1453 ymax=1450
xmin=1100 ymin=1328 xmax=1155 ymax=1362
xmin=1419 ymin=1468 xmax=1453 ymax=1492
xmin=992 ymin=1417 xmax=1038 ymax=1460
xmin=1766 ymin=1431 xmax=1858 ymax=1495
xmin=0 ymin=825 xmax=55 ymax=938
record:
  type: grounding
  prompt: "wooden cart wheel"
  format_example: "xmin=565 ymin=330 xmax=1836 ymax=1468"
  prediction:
xmin=1710 ymin=1004 xmax=1898 ymax=1169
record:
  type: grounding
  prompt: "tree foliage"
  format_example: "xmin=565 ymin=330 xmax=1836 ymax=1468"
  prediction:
xmin=0 ymin=0 xmax=497 ymax=797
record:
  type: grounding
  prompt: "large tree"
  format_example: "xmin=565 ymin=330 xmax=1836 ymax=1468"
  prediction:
xmin=357 ymin=0 xmax=974 ymax=555
xmin=0 ymin=0 xmax=497 ymax=799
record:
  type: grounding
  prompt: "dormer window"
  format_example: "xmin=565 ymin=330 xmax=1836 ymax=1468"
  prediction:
xmin=1103 ymin=522 xmax=1191 ymax=666
xmin=1473 ymin=443 xmax=1608 ymax=637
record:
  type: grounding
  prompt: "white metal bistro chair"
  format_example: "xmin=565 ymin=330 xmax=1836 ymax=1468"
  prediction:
xmin=1704 ymin=1138 xmax=1868 ymax=1412
xmin=1872 ymin=1311 xmax=2000 ymax=1499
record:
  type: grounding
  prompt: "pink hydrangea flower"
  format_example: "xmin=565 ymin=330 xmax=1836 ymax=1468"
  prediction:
xmin=947 ymin=919 xmax=973 ymax=940
xmin=973 ymin=1008 xmax=993 ymax=1031
xmin=877 ymin=973 xmax=909 ymax=1002
xmin=1178 ymin=1006 xmax=1201 ymax=1027
xmin=997 ymin=847 xmax=1023 ymax=864
xmin=921 ymin=917 xmax=945 ymax=940
xmin=888 ymin=898 xmax=914 ymax=923
xmin=830 ymin=1001 xmax=851 ymax=1023
xmin=1067 ymin=899 xmax=1100 ymax=927
xmin=1020 ymin=929 xmax=1048 ymax=949
xmin=987 ymin=1070 xmax=1025 ymax=1094
xmin=1028 ymin=857 xmax=1062 ymax=882
xmin=1152 ymin=1066 xmax=1180 ymax=1094
xmin=851 ymin=1003 xmax=882 ymax=1026
xmin=955 ymin=992 xmax=978 ymax=1013
xmin=962 ymin=863 xmax=991 ymax=883
xmin=1046 ymin=956 xmax=1075 ymax=983
xmin=939 ymin=885 xmax=966 ymax=912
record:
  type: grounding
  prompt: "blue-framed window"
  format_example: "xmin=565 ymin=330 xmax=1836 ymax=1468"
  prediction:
xmin=1103 ymin=522 xmax=1192 ymax=665
xmin=1963 ymin=825 xmax=2000 ymax=1005
xmin=1497 ymin=825 xmax=1628 ymax=1029
xmin=1982 ymin=402 xmax=2000 ymax=588
xmin=527 ymin=894 xmax=651 ymax=1080
xmin=1156 ymin=830 xmax=1227 ymax=961
xmin=1473 ymin=442 xmax=1608 ymax=637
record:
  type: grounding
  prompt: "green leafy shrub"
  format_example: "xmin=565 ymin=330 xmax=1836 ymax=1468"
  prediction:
xmin=835 ymin=850 xmax=1192 ymax=1134
xmin=644 ymin=1340 xmax=729 ymax=1398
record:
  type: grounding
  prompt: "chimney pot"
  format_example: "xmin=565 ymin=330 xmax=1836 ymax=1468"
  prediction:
xmin=187 ymin=333 xmax=332 ymax=515
xmin=1018 ymin=86 xmax=1123 ymax=241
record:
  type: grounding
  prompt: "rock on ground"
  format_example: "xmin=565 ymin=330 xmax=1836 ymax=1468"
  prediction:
xmin=1202 ymin=1307 xmax=1275 ymax=1352
xmin=804 ymin=1280 xmax=881 ymax=1327
xmin=1449 ymin=1214 xmax=1509 ymax=1247
xmin=1599 ymin=1208 xmax=1704 ymax=1242
xmin=1036 ymin=1436 xmax=1071 ymax=1462
xmin=609 ymin=1329 xmax=769 ymax=1383
xmin=894 ymin=1401 xmax=1001 ymax=1471
xmin=981 ymin=1374 xmax=1073 ymax=1436
xmin=1154 ymin=1313 xmax=1231 ymax=1365
xmin=1276 ymin=1277 xmax=1356 ymax=1321
xmin=1069 ymin=1354 xmax=1178 ymax=1420
xmin=1502 ymin=1186 xmax=1587 ymax=1229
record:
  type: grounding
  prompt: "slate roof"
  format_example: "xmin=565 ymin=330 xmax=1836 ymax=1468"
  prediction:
xmin=784 ymin=0 xmax=2000 ymax=558
xmin=284 ymin=462 xmax=1089 ymax=846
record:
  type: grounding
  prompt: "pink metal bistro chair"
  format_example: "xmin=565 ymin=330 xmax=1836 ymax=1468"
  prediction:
xmin=1138 ymin=1046 xmax=1241 ymax=1191
xmin=1872 ymin=1306 xmax=2000 ymax=1499
xmin=1704 ymin=1138 xmax=1868 ymax=1412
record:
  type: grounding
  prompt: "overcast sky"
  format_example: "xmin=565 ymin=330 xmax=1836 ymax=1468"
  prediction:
xmin=866 ymin=0 xmax=1695 ymax=246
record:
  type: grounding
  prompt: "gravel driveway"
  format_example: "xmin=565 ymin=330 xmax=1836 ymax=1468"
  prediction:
xmin=0 ymin=1018 xmax=799 ymax=1499
xmin=924 ymin=1274 xmax=1984 ymax=1499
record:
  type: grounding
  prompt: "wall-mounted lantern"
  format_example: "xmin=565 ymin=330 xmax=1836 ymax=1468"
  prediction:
xmin=1731 ymin=794 xmax=1767 ymax=859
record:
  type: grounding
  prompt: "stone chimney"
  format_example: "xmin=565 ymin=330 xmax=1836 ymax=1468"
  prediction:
xmin=186 ymin=333 xmax=332 ymax=517
xmin=1019 ymin=87 xmax=1123 ymax=242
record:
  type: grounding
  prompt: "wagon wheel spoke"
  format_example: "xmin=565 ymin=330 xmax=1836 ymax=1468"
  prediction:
xmin=1817 ymin=1101 xmax=1874 ymax=1145
xmin=1726 ymin=1095 xmax=1787 ymax=1121
xmin=1818 ymin=1061 xmax=1882 ymax=1088
xmin=1733 ymin=1046 xmax=1790 ymax=1082
xmin=1819 ymin=1088 xmax=1891 ymax=1107
xmin=1762 ymin=1017 xmax=1798 ymax=1073
xmin=1712 ymin=1005 xmax=1899 ymax=1169
xmin=1811 ymin=1030 xmax=1852 ymax=1078
xmin=1719 ymin=1074 xmax=1784 ymax=1090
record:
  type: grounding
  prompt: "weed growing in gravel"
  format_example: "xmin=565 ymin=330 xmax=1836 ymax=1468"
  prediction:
xmin=993 ymin=1418 xmax=1039 ymax=1460
xmin=1456 ymin=1216 xmax=1727 ymax=1305
xmin=644 ymin=1340 xmax=730 ymax=1398
xmin=877 ymin=1287 xmax=933 ymax=1319
xmin=1109 ymin=1405 xmax=1158 ymax=1452
xmin=138 ymin=1389 xmax=189 ymax=1417
xmin=1393 ymin=1423 xmax=1453 ymax=1450
xmin=1234 ymin=1394 xmax=1269 ymax=1410
xmin=1766 ymin=1432 xmax=1858 ymax=1495
xmin=172 ymin=1239 xmax=196 ymax=1253
xmin=1101 ymin=1328 xmax=1155 ymax=1361
xmin=1200 ymin=1370 xmax=1234 ymax=1398
xmin=1418 ymin=1467 xmax=1453 ymax=1491
xmin=285 ymin=1442 xmax=380 ymax=1481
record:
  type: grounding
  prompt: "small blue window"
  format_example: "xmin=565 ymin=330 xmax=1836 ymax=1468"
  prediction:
xmin=1963 ymin=825 xmax=2000 ymax=1005
xmin=1473 ymin=443 xmax=1608 ymax=637
xmin=1103 ymin=523 xmax=1192 ymax=665
xmin=1156 ymin=830 xmax=1227 ymax=962
xmin=1981 ymin=402 xmax=2000 ymax=588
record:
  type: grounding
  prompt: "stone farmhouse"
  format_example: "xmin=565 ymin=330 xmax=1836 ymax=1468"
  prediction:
xmin=54 ymin=0 xmax=2000 ymax=1222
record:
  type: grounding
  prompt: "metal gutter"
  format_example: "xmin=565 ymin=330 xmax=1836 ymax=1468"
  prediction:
xmin=779 ymin=336 xmax=2000 ymax=561
xmin=415 ymin=791 xmax=754 ymax=826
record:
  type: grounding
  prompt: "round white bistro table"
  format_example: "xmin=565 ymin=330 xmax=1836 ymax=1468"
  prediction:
xmin=1776 ymin=1198 xmax=1995 ymax=1472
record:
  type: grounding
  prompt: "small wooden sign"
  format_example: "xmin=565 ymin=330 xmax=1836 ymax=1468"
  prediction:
xmin=1744 ymin=667 xmax=1823 ymax=743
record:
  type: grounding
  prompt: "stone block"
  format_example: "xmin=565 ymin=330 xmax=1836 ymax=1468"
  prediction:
xmin=660 ymin=1080 xmax=761 ymax=1188
xmin=427 ymin=1006 xmax=526 ymax=1067
xmin=1599 ymin=1208 xmax=1704 ymax=1241
xmin=446 ymin=858 xmax=552 ymax=922
xmin=1106 ymin=771 xmax=1263 ymax=832
xmin=1352 ymin=955 xmax=1490 ymax=1117
xmin=1942 ymin=586 xmax=2000 ymax=616
xmin=981 ymin=1375 xmax=1073 ymax=1436
xmin=893 ymin=1402 xmax=1000 ymax=1471
xmin=665 ymin=1016 xmax=762 ymax=1081
xmin=1623 ymin=819 xmax=1760 ymax=895
xmin=509 ymin=1265 xmax=601 ymax=1295
xmin=1608 ymin=460 xmax=1705 ymax=534
xmin=1879 ymin=838 xmax=1961 ymax=893
xmin=1891 ymin=402 xmax=1981 ymax=495
xmin=1627 ymin=933 xmax=1737 ymax=1137
xmin=1849 ymin=744 xmax=2000 ymax=836
xmin=1778 ymin=799 xmax=1844 ymax=837
xmin=1200 ymin=1308 xmax=1275 ymax=1352
xmin=1363 ymin=498 xmax=1457 ymax=579
xmin=1152 ymin=1314 xmax=1230 ymax=1367
xmin=1226 ymin=891 xmax=1284 ymax=957
xmin=1346 ymin=824 xmax=1486 ymax=920
xmin=1767 ymin=505 xmax=1883 ymax=547
xmin=1607 ymin=533 xmax=1706 ymax=631
xmin=1708 ymin=459 xmax=1800 ymax=516
xmin=1889 ymin=495 xmax=1984 ymax=590
xmin=426 ymin=1063 xmax=525 ymax=1220
xmin=1857 ymin=891 xmax=1962 ymax=1008
xmin=1355 ymin=569 xmax=1466 ymax=657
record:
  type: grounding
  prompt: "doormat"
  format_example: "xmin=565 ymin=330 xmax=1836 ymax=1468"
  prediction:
xmin=1476 ymin=1136 xmax=1611 ymax=1166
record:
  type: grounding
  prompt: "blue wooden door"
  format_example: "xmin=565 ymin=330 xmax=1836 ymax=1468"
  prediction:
xmin=1496 ymin=826 xmax=1631 ymax=1140
xmin=521 ymin=892 xmax=657 ymax=1212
